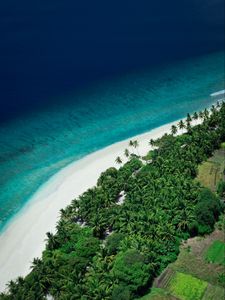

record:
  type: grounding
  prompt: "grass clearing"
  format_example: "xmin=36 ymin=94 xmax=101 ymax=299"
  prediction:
xmin=204 ymin=240 xmax=225 ymax=265
xmin=171 ymin=249 xmax=223 ymax=286
xmin=168 ymin=272 xmax=207 ymax=300
xmin=221 ymin=142 xmax=225 ymax=149
xmin=171 ymin=231 xmax=224 ymax=287
xmin=151 ymin=231 xmax=225 ymax=300
xmin=138 ymin=288 xmax=176 ymax=300
xmin=202 ymin=284 xmax=225 ymax=300
xmin=197 ymin=148 xmax=225 ymax=192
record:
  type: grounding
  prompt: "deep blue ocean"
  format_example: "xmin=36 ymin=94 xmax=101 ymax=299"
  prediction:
xmin=0 ymin=1 xmax=224 ymax=231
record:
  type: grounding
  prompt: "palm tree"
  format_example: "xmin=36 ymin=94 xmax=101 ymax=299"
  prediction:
xmin=149 ymin=139 xmax=155 ymax=147
xmin=59 ymin=208 xmax=66 ymax=218
xmin=178 ymin=120 xmax=185 ymax=133
xmin=204 ymin=108 xmax=209 ymax=119
xmin=186 ymin=113 xmax=192 ymax=124
xmin=129 ymin=139 xmax=140 ymax=156
xmin=115 ymin=156 xmax=122 ymax=165
xmin=16 ymin=276 xmax=24 ymax=286
xmin=199 ymin=111 xmax=204 ymax=120
xmin=133 ymin=140 xmax=140 ymax=156
xmin=210 ymin=105 xmax=217 ymax=115
xmin=7 ymin=280 xmax=18 ymax=295
xmin=129 ymin=140 xmax=134 ymax=147
xmin=193 ymin=112 xmax=198 ymax=125
xmin=30 ymin=257 xmax=42 ymax=271
xmin=89 ymin=215 xmax=106 ymax=238
xmin=124 ymin=148 xmax=130 ymax=158
xmin=45 ymin=232 xmax=58 ymax=250
xmin=171 ymin=125 xmax=178 ymax=136
xmin=216 ymin=101 xmax=221 ymax=109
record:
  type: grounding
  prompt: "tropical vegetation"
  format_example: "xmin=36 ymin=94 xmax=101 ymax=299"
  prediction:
xmin=1 ymin=102 xmax=225 ymax=299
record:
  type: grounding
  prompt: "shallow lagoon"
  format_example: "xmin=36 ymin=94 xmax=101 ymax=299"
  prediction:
xmin=0 ymin=51 xmax=224 ymax=231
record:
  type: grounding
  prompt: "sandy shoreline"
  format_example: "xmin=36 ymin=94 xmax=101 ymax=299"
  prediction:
xmin=0 ymin=119 xmax=183 ymax=291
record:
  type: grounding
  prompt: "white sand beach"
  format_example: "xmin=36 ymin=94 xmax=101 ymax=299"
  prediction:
xmin=0 ymin=120 xmax=184 ymax=291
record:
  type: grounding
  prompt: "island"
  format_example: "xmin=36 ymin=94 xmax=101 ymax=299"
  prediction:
xmin=0 ymin=101 xmax=224 ymax=300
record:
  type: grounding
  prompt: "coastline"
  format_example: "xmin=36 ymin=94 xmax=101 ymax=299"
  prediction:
xmin=0 ymin=120 xmax=179 ymax=291
xmin=0 ymin=117 xmax=206 ymax=291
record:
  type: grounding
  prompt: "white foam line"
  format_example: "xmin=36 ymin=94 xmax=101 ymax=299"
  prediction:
xmin=210 ymin=89 xmax=225 ymax=97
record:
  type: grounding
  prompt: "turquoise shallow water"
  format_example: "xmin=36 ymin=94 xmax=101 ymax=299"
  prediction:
xmin=0 ymin=51 xmax=224 ymax=231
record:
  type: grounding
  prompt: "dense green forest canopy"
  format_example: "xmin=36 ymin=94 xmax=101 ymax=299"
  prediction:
xmin=1 ymin=102 xmax=225 ymax=300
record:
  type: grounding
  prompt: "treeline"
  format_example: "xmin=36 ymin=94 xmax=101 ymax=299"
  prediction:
xmin=1 ymin=102 xmax=225 ymax=300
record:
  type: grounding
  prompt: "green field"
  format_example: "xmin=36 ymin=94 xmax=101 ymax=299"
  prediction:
xmin=171 ymin=249 xmax=221 ymax=286
xmin=168 ymin=272 xmax=207 ymax=300
xmin=197 ymin=148 xmax=225 ymax=192
xmin=152 ymin=230 xmax=225 ymax=300
xmin=170 ymin=231 xmax=224 ymax=286
xmin=204 ymin=240 xmax=225 ymax=265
